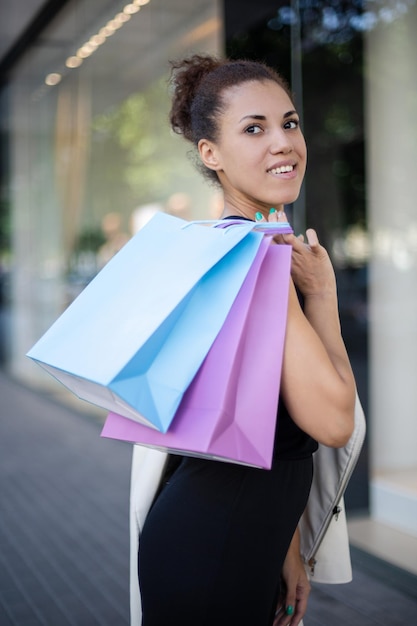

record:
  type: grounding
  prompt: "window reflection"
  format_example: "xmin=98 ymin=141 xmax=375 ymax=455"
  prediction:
xmin=5 ymin=0 xmax=222 ymax=381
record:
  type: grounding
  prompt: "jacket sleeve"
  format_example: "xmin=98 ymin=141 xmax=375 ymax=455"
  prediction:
xmin=299 ymin=393 xmax=366 ymax=583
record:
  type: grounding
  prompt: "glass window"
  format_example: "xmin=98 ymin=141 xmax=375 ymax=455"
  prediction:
xmin=4 ymin=0 xmax=222 ymax=381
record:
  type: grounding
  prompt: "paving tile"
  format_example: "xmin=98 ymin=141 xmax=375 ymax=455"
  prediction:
xmin=0 ymin=606 xmax=14 ymax=626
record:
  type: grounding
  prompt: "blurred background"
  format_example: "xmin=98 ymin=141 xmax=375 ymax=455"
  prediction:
xmin=0 ymin=0 xmax=416 ymax=585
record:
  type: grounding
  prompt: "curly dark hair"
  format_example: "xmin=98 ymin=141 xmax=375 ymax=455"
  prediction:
xmin=169 ymin=54 xmax=293 ymax=183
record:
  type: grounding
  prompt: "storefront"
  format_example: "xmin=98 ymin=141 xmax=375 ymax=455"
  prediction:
xmin=1 ymin=0 xmax=416 ymax=541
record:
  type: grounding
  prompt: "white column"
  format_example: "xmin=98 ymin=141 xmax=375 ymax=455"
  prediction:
xmin=365 ymin=4 xmax=417 ymax=535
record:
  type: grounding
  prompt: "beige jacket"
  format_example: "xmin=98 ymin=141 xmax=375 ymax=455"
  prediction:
xmin=128 ymin=394 xmax=366 ymax=625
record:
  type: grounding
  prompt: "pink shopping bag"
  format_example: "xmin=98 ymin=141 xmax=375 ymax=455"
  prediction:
xmin=101 ymin=238 xmax=292 ymax=469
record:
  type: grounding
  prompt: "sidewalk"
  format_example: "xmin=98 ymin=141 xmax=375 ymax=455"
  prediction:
xmin=0 ymin=372 xmax=131 ymax=626
xmin=0 ymin=371 xmax=416 ymax=625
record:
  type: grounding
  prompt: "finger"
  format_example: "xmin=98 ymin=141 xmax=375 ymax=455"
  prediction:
xmin=282 ymin=590 xmax=296 ymax=618
xmin=273 ymin=606 xmax=284 ymax=626
xmin=274 ymin=602 xmax=295 ymax=626
xmin=289 ymin=589 xmax=309 ymax=626
xmin=274 ymin=612 xmax=293 ymax=626
xmin=269 ymin=208 xmax=279 ymax=222
xmin=282 ymin=232 xmax=302 ymax=249
xmin=284 ymin=603 xmax=295 ymax=622
xmin=255 ymin=211 xmax=266 ymax=222
xmin=305 ymin=228 xmax=319 ymax=248
xmin=288 ymin=604 xmax=306 ymax=626
xmin=272 ymin=209 xmax=290 ymax=244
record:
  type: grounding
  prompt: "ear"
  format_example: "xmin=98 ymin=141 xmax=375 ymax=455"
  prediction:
xmin=198 ymin=139 xmax=222 ymax=171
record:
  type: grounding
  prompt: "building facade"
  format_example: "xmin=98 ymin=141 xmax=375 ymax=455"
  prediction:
xmin=0 ymin=0 xmax=416 ymax=542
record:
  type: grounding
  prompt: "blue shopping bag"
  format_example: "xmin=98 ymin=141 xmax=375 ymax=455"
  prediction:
xmin=27 ymin=212 xmax=268 ymax=431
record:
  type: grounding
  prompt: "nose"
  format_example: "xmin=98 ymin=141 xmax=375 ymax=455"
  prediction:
xmin=269 ymin=127 xmax=292 ymax=154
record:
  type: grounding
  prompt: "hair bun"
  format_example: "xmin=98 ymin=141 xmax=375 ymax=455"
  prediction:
xmin=169 ymin=54 xmax=222 ymax=141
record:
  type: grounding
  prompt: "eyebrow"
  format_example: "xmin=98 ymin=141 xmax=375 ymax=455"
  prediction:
xmin=239 ymin=110 xmax=298 ymax=123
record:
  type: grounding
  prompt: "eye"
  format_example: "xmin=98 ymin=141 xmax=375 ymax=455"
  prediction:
xmin=245 ymin=124 xmax=263 ymax=135
xmin=284 ymin=119 xmax=300 ymax=130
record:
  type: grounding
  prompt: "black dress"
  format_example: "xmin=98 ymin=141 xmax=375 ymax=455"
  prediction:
xmin=138 ymin=398 xmax=317 ymax=626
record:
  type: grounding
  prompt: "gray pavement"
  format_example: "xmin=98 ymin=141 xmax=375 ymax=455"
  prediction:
xmin=0 ymin=371 xmax=131 ymax=626
xmin=1 ymin=370 xmax=416 ymax=625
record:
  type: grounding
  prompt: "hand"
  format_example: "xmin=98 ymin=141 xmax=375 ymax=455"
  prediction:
xmin=272 ymin=527 xmax=310 ymax=626
xmin=284 ymin=228 xmax=337 ymax=299
xmin=256 ymin=209 xmax=336 ymax=299
xmin=273 ymin=554 xmax=310 ymax=626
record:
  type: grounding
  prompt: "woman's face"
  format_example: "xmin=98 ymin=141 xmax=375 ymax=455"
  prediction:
xmin=199 ymin=80 xmax=307 ymax=214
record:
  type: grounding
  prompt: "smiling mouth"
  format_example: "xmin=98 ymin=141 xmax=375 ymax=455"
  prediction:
xmin=268 ymin=165 xmax=295 ymax=175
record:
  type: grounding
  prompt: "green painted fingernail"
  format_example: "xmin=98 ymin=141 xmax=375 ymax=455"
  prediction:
xmin=269 ymin=207 xmax=276 ymax=214
xmin=255 ymin=212 xmax=263 ymax=221
xmin=286 ymin=605 xmax=294 ymax=616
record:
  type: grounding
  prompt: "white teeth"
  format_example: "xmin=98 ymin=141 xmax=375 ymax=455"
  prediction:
xmin=269 ymin=165 xmax=294 ymax=174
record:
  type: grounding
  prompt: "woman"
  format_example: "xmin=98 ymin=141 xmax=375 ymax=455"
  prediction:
xmin=137 ymin=55 xmax=356 ymax=626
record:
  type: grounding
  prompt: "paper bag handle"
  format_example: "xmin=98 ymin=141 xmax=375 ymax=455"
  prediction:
xmin=182 ymin=219 xmax=293 ymax=235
